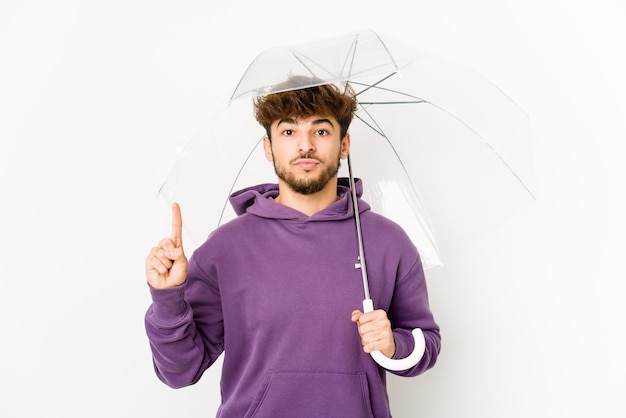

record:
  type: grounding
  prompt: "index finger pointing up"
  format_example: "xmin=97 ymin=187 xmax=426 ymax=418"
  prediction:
xmin=171 ymin=202 xmax=183 ymax=248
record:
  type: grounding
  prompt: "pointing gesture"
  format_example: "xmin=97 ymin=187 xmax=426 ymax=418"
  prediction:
xmin=145 ymin=203 xmax=188 ymax=289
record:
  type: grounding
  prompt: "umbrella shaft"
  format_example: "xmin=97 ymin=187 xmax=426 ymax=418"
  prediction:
xmin=347 ymin=153 xmax=371 ymax=301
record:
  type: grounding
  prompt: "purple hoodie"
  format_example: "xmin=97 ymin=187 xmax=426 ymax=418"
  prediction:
xmin=145 ymin=178 xmax=440 ymax=417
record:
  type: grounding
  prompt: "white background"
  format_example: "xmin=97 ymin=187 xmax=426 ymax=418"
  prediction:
xmin=1 ymin=1 xmax=625 ymax=417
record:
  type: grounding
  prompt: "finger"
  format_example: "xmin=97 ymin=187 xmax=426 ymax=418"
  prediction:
xmin=358 ymin=309 xmax=386 ymax=325
xmin=158 ymin=238 xmax=175 ymax=252
xmin=146 ymin=255 xmax=170 ymax=275
xmin=154 ymin=241 xmax=184 ymax=264
xmin=165 ymin=246 xmax=185 ymax=263
xmin=351 ymin=310 xmax=363 ymax=323
xmin=154 ymin=248 xmax=174 ymax=269
xmin=171 ymin=202 xmax=183 ymax=248
xmin=358 ymin=314 xmax=392 ymax=339
xmin=147 ymin=246 xmax=174 ymax=268
xmin=356 ymin=310 xmax=375 ymax=325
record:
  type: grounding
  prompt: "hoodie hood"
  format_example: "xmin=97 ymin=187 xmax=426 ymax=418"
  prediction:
xmin=228 ymin=177 xmax=370 ymax=221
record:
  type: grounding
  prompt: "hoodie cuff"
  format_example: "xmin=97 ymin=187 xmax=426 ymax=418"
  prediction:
xmin=391 ymin=329 xmax=415 ymax=360
xmin=147 ymin=282 xmax=188 ymax=322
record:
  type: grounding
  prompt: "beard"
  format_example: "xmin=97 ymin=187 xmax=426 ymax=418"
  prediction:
xmin=273 ymin=151 xmax=342 ymax=195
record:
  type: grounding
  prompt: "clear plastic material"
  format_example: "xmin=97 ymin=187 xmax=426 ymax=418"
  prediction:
xmin=159 ymin=29 xmax=535 ymax=268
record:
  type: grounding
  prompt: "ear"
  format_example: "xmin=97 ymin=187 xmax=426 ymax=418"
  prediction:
xmin=340 ymin=133 xmax=351 ymax=159
xmin=263 ymin=136 xmax=273 ymax=162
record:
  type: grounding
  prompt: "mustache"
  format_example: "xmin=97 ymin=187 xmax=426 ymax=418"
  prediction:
xmin=291 ymin=152 xmax=321 ymax=163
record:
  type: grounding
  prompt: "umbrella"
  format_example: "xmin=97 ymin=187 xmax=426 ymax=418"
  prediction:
xmin=158 ymin=29 xmax=535 ymax=370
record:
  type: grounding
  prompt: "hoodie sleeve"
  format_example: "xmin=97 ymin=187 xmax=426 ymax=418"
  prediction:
xmin=387 ymin=254 xmax=441 ymax=377
xmin=144 ymin=255 xmax=224 ymax=388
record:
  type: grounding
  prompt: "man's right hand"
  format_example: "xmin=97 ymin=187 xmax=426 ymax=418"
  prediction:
xmin=145 ymin=202 xmax=188 ymax=289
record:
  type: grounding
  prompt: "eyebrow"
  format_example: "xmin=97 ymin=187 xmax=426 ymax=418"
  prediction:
xmin=276 ymin=117 xmax=335 ymax=128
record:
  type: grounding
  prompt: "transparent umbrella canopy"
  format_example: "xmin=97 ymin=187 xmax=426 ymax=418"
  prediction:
xmin=159 ymin=29 xmax=535 ymax=269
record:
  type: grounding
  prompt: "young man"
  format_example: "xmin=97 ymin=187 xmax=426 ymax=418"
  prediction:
xmin=144 ymin=77 xmax=441 ymax=417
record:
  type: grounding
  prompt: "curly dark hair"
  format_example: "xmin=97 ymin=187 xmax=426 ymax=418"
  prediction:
xmin=253 ymin=75 xmax=358 ymax=140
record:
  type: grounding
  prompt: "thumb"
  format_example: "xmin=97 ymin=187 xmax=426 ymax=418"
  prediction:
xmin=171 ymin=202 xmax=183 ymax=249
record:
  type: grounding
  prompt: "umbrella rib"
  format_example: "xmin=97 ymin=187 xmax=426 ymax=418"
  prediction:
xmin=351 ymin=77 xmax=424 ymax=102
xmin=353 ymin=104 xmax=420 ymax=199
xmin=288 ymin=48 xmax=359 ymax=83
xmin=359 ymin=100 xmax=426 ymax=105
xmin=289 ymin=32 xmax=362 ymax=82
xmin=353 ymin=72 xmax=397 ymax=96
xmin=426 ymin=100 xmax=538 ymax=201
xmin=354 ymin=105 xmax=416 ymax=192
xmin=356 ymin=72 xmax=534 ymax=198
xmin=354 ymin=112 xmax=384 ymax=137
xmin=217 ymin=137 xmax=265 ymax=227
xmin=371 ymin=30 xmax=399 ymax=69
xmin=287 ymin=33 xmax=402 ymax=96
xmin=342 ymin=33 xmax=359 ymax=88
xmin=287 ymin=34 xmax=362 ymax=88
xmin=353 ymin=104 xmax=441 ymax=257
xmin=357 ymin=99 xmax=536 ymax=202
xmin=289 ymin=49 xmax=324 ymax=79
xmin=483 ymin=141 xmax=537 ymax=200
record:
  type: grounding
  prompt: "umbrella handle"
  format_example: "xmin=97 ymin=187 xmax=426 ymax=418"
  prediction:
xmin=362 ymin=299 xmax=425 ymax=371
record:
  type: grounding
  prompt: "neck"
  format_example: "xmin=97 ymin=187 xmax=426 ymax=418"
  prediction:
xmin=274 ymin=178 xmax=340 ymax=216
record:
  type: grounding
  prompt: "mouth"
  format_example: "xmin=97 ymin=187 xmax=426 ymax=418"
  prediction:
xmin=293 ymin=158 xmax=320 ymax=170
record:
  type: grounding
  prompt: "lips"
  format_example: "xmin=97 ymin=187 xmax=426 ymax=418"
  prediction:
xmin=294 ymin=159 xmax=320 ymax=170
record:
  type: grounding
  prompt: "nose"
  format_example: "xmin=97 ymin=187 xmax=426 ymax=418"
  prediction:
xmin=298 ymin=133 xmax=316 ymax=153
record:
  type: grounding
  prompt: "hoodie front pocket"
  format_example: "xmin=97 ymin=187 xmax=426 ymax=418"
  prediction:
xmin=244 ymin=370 xmax=374 ymax=418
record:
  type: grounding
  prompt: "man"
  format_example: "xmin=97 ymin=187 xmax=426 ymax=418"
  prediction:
xmin=145 ymin=77 xmax=441 ymax=417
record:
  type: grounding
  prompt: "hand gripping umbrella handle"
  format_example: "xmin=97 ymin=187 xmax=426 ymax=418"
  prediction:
xmin=362 ymin=298 xmax=425 ymax=371
xmin=348 ymin=155 xmax=425 ymax=371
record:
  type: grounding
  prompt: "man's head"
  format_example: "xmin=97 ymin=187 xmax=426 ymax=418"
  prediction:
xmin=253 ymin=76 xmax=358 ymax=197
xmin=253 ymin=75 xmax=358 ymax=140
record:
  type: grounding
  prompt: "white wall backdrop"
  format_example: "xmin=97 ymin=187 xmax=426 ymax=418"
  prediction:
xmin=1 ymin=1 xmax=625 ymax=417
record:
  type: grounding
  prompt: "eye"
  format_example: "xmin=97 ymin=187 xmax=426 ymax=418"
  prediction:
xmin=282 ymin=129 xmax=294 ymax=136
xmin=316 ymin=129 xmax=329 ymax=136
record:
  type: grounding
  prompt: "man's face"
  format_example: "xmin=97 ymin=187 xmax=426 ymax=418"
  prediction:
xmin=263 ymin=115 xmax=350 ymax=195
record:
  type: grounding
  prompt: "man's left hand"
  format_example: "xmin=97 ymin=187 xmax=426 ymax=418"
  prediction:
xmin=351 ymin=309 xmax=396 ymax=358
